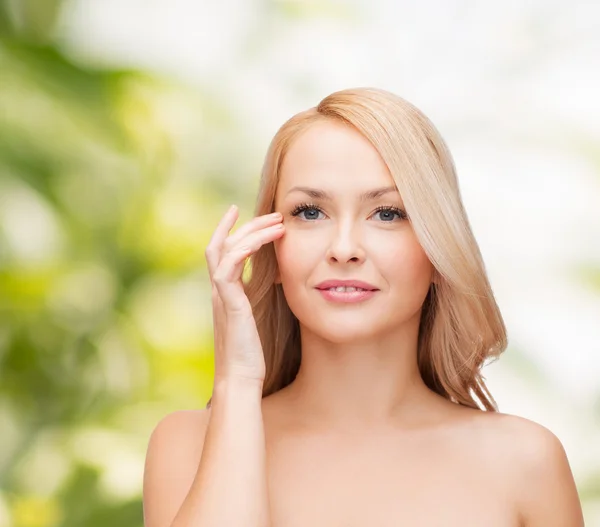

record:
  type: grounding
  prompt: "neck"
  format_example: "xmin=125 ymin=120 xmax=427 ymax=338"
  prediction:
xmin=281 ymin=315 xmax=441 ymax=432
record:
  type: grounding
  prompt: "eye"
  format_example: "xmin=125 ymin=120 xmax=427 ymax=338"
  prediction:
xmin=290 ymin=202 xmax=325 ymax=221
xmin=372 ymin=205 xmax=408 ymax=222
xmin=290 ymin=203 xmax=408 ymax=222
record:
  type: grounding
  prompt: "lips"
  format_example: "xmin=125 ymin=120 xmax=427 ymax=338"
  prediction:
xmin=315 ymin=279 xmax=379 ymax=291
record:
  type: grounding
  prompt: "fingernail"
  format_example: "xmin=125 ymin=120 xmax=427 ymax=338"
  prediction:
xmin=229 ymin=204 xmax=237 ymax=213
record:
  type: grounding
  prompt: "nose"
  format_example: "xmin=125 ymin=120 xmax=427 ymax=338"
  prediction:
xmin=325 ymin=221 xmax=366 ymax=264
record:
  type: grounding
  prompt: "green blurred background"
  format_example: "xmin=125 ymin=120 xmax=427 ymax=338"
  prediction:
xmin=1 ymin=1 xmax=599 ymax=525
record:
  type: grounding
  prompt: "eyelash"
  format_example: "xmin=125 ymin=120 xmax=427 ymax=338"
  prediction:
xmin=290 ymin=202 xmax=408 ymax=222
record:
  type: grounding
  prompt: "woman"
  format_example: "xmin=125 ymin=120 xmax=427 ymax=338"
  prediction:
xmin=142 ymin=87 xmax=584 ymax=526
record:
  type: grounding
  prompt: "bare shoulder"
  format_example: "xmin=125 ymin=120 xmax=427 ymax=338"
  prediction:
xmin=472 ymin=411 xmax=575 ymax=477
xmin=143 ymin=409 xmax=211 ymax=527
xmin=468 ymin=411 xmax=584 ymax=526
xmin=467 ymin=410 xmax=565 ymax=452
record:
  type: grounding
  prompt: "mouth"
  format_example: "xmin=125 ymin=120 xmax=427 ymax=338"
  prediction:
xmin=316 ymin=286 xmax=375 ymax=292
xmin=315 ymin=280 xmax=379 ymax=292
xmin=315 ymin=287 xmax=379 ymax=303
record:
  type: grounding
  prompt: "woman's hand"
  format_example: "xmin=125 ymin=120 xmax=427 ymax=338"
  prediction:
xmin=205 ymin=205 xmax=285 ymax=384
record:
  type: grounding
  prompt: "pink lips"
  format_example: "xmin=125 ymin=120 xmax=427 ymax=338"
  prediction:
xmin=315 ymin=279 xmax=379 ymax=291
xmin=317 ymin=288 xmax=378 ymax=303
xmin=315 ymin=279 xmax=379 ymax=304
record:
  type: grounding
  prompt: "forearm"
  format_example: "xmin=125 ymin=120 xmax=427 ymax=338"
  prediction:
xmin=171 ymin=377 xmax=271 ymax=527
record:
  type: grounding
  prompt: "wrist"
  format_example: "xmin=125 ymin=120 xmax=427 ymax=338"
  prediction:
xmin=212 ymin=375 xmax=264 ymax=401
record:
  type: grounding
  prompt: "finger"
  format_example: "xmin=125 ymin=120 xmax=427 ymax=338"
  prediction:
xmin=206 ymin=207 xmax=282 ymax=278
xmin=226 ymin=222 xmax=285 ymax=261
xmin=212 ymin=245 xmax=255 ymax=312
xmin=214 ymin=224 xmax=285 ymax=311
xmin=205 ymin=205 xmax=240 ymax=277
xmin=223 ymin=211 xmax=282 ymax=253
xmin=217 ymin=223 xmax=285 ymax=288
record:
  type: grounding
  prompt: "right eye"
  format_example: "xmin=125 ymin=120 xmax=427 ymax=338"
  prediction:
xmin=290 ymin=203 xmax=326 ymax=221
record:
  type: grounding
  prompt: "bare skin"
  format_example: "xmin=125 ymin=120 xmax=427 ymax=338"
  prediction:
xmin=261 ymin=390 xmax=519 ymax=527
xmin=143 ymin=118 xmax=584 ymax=527
xmin=258 ymin=119 xmax=508 ymax=524
xmin=255 ymin=119 xmax=582 ymax=525
xmin=153 ymin=391 xmax=582 ymax=527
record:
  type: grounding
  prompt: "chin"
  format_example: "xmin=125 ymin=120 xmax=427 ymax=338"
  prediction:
xmin=316 ymin=330 xmax=378 ymax=345
xmin=301 ymin=315 xmax=388 ymax=344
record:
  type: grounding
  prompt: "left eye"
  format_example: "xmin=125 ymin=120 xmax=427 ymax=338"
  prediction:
xmin=373 ymin=207 xmax=405 ymax=222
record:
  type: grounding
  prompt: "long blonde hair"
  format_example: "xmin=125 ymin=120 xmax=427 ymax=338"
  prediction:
xmin=208 ymin=87 xmax=507 ymax=411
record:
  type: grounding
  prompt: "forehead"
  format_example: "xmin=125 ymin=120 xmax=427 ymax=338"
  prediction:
xmin=277 ymin=120 xmax=394 ymax=196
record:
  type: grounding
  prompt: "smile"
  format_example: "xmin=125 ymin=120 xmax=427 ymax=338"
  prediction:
xmin=316 ymin=288 xmax=378 ymax=303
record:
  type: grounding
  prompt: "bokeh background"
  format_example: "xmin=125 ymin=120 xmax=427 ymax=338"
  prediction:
xmin=0 ymin=0 xmax=599 ymax=525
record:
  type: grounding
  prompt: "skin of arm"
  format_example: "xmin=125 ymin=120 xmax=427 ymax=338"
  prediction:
xmin=511 ymin=417 xmax=585 ymax=526
xmin=143 ymin=376 xmax=271 ymax=527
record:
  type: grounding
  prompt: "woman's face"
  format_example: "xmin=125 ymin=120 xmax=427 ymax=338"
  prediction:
xmin=273 ymin=119 xmax=434 ymax=343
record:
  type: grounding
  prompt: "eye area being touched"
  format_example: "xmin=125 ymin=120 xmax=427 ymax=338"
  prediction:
xmin=289 ymin=202 xmax=408 ymax=222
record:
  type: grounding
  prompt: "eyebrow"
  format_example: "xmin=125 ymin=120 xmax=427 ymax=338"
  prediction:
xmin=285 ymin=185 xmax=400 ymax=202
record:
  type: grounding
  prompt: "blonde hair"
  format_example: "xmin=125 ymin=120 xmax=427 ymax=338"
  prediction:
xmin=208 ymin=87 xmax=507 ymax=411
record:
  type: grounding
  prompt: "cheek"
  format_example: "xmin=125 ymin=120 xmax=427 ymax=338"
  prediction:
xmin=378 ymin=236 xmax=433 ymax=284
xmin=273 ymin=230 xmax=316 ymax=278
